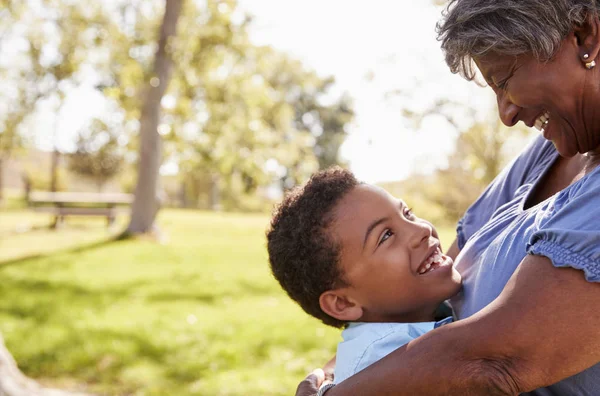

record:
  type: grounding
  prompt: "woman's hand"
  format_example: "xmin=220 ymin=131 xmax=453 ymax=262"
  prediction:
xmin=296 ymin=356 xmax=336 ymax=396
xmin=296 ymin=368 xmax=333 ymax=396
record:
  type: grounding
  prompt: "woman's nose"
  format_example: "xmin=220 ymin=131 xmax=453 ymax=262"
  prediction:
xmin=497 ymin=92 xmax=520 ymax=127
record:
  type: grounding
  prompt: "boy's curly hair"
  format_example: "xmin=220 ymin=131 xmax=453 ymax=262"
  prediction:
xmin=266 ymin=167 xmax=360 ymax=328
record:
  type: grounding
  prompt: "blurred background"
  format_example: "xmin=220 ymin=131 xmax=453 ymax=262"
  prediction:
xmin=0 ymin=0 xmax=533 ymax=395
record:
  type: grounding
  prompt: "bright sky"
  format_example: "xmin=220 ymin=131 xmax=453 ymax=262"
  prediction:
xmin=237 ymin=0 xmax=495 ymax=183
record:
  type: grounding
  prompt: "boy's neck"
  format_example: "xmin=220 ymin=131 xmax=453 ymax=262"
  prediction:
xmin=356 ymin=306 xmax=439 ymax=324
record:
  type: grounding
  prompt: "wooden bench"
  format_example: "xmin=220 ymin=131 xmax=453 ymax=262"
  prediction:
xmin=28 ymin=192 xmax=134 ymax=228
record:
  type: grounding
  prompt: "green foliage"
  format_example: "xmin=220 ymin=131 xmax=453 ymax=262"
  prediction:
xmin=173 ymin=43 xmax=354 ymax=208
xmin=68 ymin=119 xmax=125 ymax=191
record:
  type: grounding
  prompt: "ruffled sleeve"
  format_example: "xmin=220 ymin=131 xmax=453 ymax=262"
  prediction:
xmin=457 ymin=135 xmax=556 ymax=249
xmin=527 ymin=167 xmax=600 ymax=281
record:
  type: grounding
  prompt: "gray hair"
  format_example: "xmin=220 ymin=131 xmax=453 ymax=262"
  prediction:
xmin=437 ymin=0 xmax=600 ymax=80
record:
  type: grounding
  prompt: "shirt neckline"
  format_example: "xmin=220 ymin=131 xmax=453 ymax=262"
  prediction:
xmin=521 ymin=148 xmax=600 ymax=212
xmin=520 ymin=149 xmax=560 ymax=212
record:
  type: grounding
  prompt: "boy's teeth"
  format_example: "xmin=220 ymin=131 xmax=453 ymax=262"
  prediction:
xmin=418 ymin=248 xmax=446 ymax=274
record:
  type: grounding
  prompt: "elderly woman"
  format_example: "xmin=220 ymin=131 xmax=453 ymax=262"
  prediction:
xmin=296 ymin=0 xmax=600 ymax=395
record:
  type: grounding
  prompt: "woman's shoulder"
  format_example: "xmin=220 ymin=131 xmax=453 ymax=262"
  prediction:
xmin=528 ymin=164 xmax=600 ymax=281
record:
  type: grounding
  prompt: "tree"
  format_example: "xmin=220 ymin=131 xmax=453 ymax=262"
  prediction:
xmin=288 ymin=83 xmax=353 ymax=184
xmin=100 ymin=0 xmax=247 ymax=210
xmin=126 ymin=0 xmax=183 ymax=235
xmin=148 ymin=5 xmax=354 ymax=210
xmin=179 ymin=44 xmax=354 ymax=207
xmin=68 ymin=120 xmax=125 ymax=191
xmin=0 ymin=0 xmax=115 ymax=200
xmin=99 ymin=0 xmax=353 ymax=212
xmin=249 ymin=46 xmax=354 ymax=189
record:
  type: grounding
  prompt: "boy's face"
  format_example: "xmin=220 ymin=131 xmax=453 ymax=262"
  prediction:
xmin=330 ymin=184 xmax=462 ymax=323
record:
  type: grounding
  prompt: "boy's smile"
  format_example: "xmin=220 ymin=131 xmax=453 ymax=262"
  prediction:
xmin=326 ymin=184 xmax=462 ymax=323
xmin=416 ymin=246 xmax=453 ymax=275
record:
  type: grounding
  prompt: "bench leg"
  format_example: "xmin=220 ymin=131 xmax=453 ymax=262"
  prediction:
xmin=51 ymin=215 xmax=59 ymax=229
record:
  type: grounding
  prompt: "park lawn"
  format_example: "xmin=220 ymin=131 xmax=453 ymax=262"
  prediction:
xmin=0 ymin=209 xmax=455 ymax=395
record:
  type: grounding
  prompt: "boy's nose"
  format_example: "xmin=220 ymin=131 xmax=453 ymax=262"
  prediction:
xmin=409 ymin=221 xmax=432 ymax=249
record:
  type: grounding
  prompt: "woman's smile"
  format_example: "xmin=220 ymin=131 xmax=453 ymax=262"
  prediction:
xmin=533 ymin=110 xmax=551 ymax=134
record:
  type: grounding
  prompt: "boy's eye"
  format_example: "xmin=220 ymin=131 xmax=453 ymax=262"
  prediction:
xmin=378 ymin=229 xmax=393 ymax=246
xmin=403 ymin=207 xmax=415 ymax=219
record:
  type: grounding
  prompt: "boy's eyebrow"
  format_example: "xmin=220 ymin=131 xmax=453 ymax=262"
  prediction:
xmin=363 ymin=217 xmax=389 ymax=251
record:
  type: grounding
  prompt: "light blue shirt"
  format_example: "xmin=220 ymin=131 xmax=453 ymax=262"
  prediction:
xmin=334 ymin=318 xmax=452 ymax=384
xmin=453 ymin=135 xmax=600 ymax=395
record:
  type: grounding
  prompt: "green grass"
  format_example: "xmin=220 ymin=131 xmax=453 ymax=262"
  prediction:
xmin=0 ymin=209 xmax=455 ymax=395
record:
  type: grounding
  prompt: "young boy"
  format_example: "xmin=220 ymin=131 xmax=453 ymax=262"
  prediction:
xmin=266 ymin=167 xmax=462 ymax=385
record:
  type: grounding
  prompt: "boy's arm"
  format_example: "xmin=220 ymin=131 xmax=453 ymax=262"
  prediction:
xmin=323 ymin=355 xmax=335 ymax=382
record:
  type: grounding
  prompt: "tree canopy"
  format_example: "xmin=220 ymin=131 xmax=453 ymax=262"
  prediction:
xmin=1 ymin=0 xmax=354 ymax=213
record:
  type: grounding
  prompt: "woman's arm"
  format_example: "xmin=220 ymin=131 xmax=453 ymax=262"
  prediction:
xmin=324 ymin=254 xmax=600 ymax=395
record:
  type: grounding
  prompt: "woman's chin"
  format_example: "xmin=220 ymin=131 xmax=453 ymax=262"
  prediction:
xmin=547 ymin=136 xmax=576 ymax=157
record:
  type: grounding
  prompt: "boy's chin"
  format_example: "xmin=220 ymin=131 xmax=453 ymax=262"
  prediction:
xmin=439 ymin=272 xmax=463 ymax=300
xmin=448 ymin=268 xmax=463 ymax=291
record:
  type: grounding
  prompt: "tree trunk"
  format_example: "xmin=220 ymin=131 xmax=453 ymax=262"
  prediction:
xmin=0 ymin=157 xmax=4 ymax=206
xmin=179 ymin=180 xmax=188 ymax=208
xmin=21 ymin=173 xmax=31 ymax=204
xmin=209 ymin=174 xmax=220 ymax=211
xmin=126 ymin=0 xmax=183 ymax=235
xmin=50 ymin=149 xmax=60 ymax=193
xmin=0 ymin=333 xmax=92 ymax=396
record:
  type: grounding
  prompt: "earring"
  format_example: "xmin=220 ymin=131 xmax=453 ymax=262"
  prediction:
xmin=586 ymin=60 xmax=597 ymax=70
xmin=584 ymin=53 xmax=590 ymax=59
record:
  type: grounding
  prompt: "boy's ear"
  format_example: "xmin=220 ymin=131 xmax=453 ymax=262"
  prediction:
xmin=319 ymin=289 xmax=363 ymax=322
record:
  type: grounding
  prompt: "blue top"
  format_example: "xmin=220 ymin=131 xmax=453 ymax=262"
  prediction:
xmin=334 ymin=318 xmax=452 ymax=384
xmin=452 ymin=134 xmax=600 ymax=395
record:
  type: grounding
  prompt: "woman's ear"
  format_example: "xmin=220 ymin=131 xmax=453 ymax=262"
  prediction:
xmin=319 ymin=290 xmax=363 ymax=322
xmin=574 ymin=13 xmax=600 ymax=63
